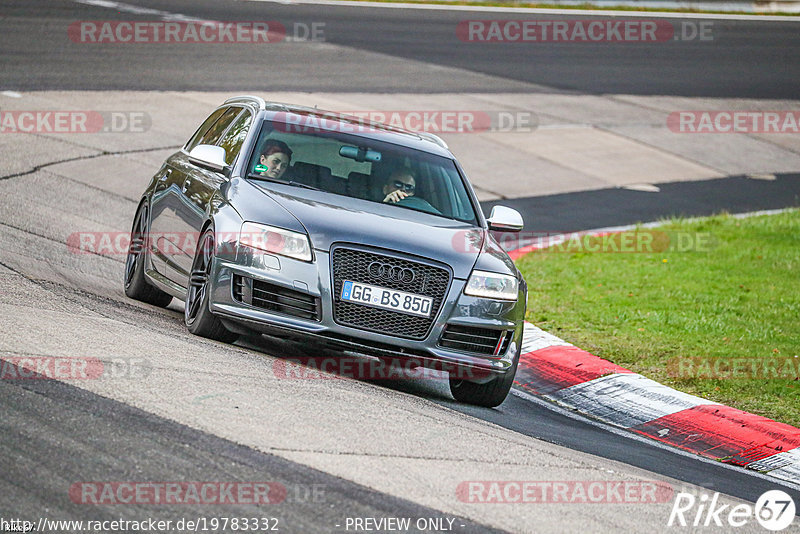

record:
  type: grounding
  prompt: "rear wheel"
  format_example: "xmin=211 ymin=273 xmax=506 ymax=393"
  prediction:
xmin=449 ymin=355 xmax=519 ymax=408
xmin=124 ymin=203 xmax=173 ymax=307
xmin=184 ymin=229 xmax=238 ymax=343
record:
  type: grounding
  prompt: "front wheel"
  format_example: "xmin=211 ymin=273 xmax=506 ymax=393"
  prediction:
xmin=184 ymin=229 xmax=238 ymax=343
xmin=449 ymin=356 xmax=518 ymax=408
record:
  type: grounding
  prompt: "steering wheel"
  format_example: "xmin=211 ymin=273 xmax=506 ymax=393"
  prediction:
xmin=396 ymin=195 xmax=441 ymax=215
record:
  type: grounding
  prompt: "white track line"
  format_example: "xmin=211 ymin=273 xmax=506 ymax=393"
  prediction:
xmin=247 ymin=0 xmax=800 ymax=21
xmin=73 ymin=0 xmax=217 ymax=23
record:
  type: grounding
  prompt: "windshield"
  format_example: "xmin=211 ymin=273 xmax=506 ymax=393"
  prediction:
xmin=246 ymin=118 xmax=478 ymax=224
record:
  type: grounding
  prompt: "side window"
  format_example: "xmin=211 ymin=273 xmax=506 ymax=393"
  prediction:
xmin=197 ymin=107 xmax=241 ymax=147
xmin=185 ymin=107 xmax=242 ymax=152
xmin=218 ymin=111 xmax=252 ymax=165
xmin=185 ymin=107 xmax=227 ymax=151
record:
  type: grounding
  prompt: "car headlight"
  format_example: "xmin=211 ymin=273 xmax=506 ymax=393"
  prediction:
xmin=239 ymin=222 xmax=313 ymax=262
xmin=464 ymin=270 xmax=518 ymax=301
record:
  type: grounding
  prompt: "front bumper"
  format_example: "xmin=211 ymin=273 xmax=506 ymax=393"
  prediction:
xmin=208 ymin=245 xmax=526 ymax=378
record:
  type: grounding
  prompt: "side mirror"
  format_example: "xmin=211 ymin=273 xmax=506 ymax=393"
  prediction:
xmin=188 ymin=144 xmax=228 ymax=173
xmin=487 ymin=206 xmax=524 ymax=232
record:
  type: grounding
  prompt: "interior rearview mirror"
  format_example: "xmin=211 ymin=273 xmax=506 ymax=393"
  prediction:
xmin=487 ymin=206 xmax=524 ymax=232
xmin=339 ymin=145 xmax=382 ymax=163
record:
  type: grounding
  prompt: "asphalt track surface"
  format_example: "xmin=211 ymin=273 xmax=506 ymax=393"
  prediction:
xmin=2 ymin=1 xmax=800 ymax=532
xmin=0 ymin=0 xmax=798 ymax=97
xmin=484 ymin=173 xmax=800 ymax=232
xmin=1 ymin=360 xmax=501 ymax=533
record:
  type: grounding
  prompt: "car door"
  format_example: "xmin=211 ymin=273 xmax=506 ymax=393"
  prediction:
xmin=147 ymin=159 xmax=187 ymax=277
xmin=149 ymin=106 xmax=241 ymax=284
xmin=173 ymin=107 xmax=253 ymax=285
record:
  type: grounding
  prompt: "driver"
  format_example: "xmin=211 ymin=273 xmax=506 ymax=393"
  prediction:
xmin=382 ymin=169 xmax=416 ymax=204
xmin=257 ymin=140 xmax=293 ymax=180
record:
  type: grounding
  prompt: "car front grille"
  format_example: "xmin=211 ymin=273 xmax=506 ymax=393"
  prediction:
xmin=331 ymin=246 xmax=451 ymax=340
xmin=233 ymin=275 xmax=321 ymax=321
xmin=439 ymin=324 xmax=511 ymax=356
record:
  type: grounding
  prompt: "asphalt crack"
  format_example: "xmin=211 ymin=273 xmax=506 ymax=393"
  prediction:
xmin=39 ymin=166 xmax=142 ymax=204
xmin=0 ymin=220 xmax=124 ymax=265
xmin=0 ymin=144 xmax=180 ymax=182
xmin=261 ymin=446 xmax=553 ymax=467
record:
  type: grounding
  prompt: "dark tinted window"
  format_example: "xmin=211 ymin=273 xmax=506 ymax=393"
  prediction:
xmin=186 ymin=107 xmax=242 ymax=152
xmin=218 ymin=111 xmax=252 ymax=165
xmin=198 ymin=107 xmax=241 ymax=147
xmin=185 ymin=107 xmax=227 ymax=151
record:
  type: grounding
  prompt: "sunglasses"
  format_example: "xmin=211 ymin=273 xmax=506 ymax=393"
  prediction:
xmin=393 ymin=180 xmax=415 ymax=192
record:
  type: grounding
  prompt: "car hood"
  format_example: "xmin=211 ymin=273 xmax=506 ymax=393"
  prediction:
xmin=251 ymin=183 xmax=484 ymax=279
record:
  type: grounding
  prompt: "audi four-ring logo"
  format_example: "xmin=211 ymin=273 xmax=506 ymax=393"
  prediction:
xmin=367 ymin=261 xmax=415 ymax=283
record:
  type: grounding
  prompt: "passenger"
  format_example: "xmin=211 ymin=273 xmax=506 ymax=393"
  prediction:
xmin=257 ymin=140 xmax=292 ymax=180
xmin=382 ymin=169 xmax=416 ymax=204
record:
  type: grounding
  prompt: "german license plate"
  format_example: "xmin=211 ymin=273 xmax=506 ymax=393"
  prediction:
xmin=340 ymin=280 xmax=432 ymax=318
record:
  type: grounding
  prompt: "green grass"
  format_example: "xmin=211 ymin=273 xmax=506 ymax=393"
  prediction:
xmin=329 ymin=0 xmax=800 ymax=16
xmin=516 ymin=210 xmax=800 ymax=427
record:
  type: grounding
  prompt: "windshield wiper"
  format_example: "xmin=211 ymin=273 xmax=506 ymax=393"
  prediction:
xmin=247 ymin=173 xmax=322 ymax=192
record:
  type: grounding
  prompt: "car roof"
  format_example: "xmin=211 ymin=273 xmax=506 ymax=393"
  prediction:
xmin=224 ymin=95 xmax=454 ymax=158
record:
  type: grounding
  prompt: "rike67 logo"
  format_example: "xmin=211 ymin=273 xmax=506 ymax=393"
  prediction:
xmin=668 ymin=490 xmax=796 ymax=531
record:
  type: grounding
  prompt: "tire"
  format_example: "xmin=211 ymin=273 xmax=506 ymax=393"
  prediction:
xmin=449 ymin=354 xmax=519 ymax=408
xmin=184 ymin=228 xmax=238 ymax=343
xmin=124 ymin=202 xmax=173 ymax=308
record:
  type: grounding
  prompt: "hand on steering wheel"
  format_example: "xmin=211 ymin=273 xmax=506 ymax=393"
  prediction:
xmin=383 ymin=190 xmax=410 ymax=203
